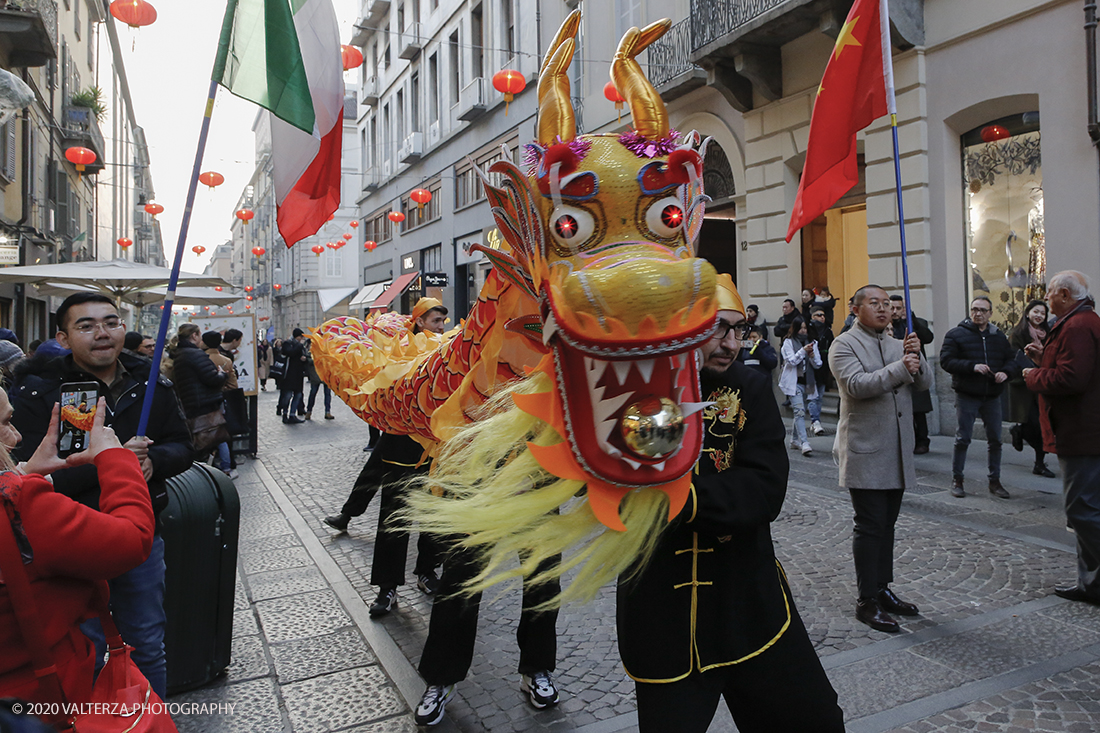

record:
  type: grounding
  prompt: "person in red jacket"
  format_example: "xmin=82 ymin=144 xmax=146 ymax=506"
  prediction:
xmin=0 ymin=394 xmax=154 ymax=707
xmin=1023 ymin=270 xmax=1100 ymax=604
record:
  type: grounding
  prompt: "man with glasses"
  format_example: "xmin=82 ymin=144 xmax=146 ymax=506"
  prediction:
xmin=618 ymin=274 xmax=843 ymax=732
xmin=940 ymin=296 xmax=1017 ymax=499
xmin=11 ymin=292 xmax=192 ymax=699
xmin=830 ymin=285 xmax=931 ymax=633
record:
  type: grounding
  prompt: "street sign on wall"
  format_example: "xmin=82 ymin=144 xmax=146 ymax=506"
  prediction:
xmin=423 ymin=272 xmax=449 ymax=287
xmin=0 ymin=245 xmax=19 ymax=265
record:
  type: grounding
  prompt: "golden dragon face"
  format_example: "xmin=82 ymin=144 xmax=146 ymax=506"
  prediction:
xmin=478 ymin=12 xmax=718 ymax=525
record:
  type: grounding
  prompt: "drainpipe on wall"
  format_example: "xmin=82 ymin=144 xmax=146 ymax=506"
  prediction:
xmin=13 ymin=68 xmax=32 ymax=339
xmin=1087 ymin=1 xmax=1100 ymax=144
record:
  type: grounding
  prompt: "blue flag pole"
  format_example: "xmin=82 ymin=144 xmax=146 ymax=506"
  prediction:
xmin=136 ymin=78 xmax=220 ymax=437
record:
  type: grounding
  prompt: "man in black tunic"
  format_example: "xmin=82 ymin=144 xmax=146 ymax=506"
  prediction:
xmin=617 ymin=274 xmax=844 ymax=733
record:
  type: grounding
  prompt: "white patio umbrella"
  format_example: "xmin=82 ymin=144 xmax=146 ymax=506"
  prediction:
xmin=29 ymin=282 xmax=239 ymax=308
xmin=0 ymin=258 xmax=232 ymax=308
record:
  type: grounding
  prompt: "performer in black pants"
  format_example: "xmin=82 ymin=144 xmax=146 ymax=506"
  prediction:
xmin=413 ymin=543 xmax=561 ymax=726
xmin=323 ymin=431 xmax=443 ymax=613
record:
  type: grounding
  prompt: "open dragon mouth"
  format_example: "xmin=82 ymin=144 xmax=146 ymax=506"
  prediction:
xmin=552 ymin=338 xmax=707 ymax=488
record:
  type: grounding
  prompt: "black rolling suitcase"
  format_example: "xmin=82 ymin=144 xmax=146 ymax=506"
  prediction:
xmin=161 ymin=463 xmax=241 ymax=694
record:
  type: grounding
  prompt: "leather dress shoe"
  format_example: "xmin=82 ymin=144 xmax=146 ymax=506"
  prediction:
xmin=1033 ymin=463 xmax=1056 ymax=478
xmin=913 ymin=442 xmax=929 ymax=455
xmin=1010 ymin=424 xmax=1024 ymax=452
xmin=323 ymin=512 xmax=351 ymax=532
xmin=856 ymin=598 xmax=900 ymax=633
xmin=1054 ymin=583 xmax=1100 ymax=605
xmin=988 ymin=478 xmax=1010 ymax=499
xmin=951 ymin=477 xmax=965 ymax=498
xmin=878 ymin=587 xmax=919 ymax=616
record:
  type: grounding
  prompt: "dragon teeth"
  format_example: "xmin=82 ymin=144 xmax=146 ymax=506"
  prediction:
xmin=635 ymin=358 xmax=655 ymax=384
xmin=681 ymin=401 xmax=715 ymax=417
xmin=612 ymin=360 xmax=632 ymax=385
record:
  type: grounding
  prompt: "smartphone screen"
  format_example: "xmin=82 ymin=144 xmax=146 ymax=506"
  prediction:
xmin=58 ymin=382 xmax=98 ymax=458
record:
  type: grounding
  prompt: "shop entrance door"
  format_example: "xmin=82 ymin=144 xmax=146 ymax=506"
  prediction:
xmin=801 ymin=204 xmax=868 ymax=334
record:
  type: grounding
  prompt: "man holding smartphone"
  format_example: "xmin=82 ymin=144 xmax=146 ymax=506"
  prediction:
xmin=10 ymin=292 xmax=192 ymax=699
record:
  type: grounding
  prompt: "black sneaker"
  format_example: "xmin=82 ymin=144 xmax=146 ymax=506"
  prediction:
xmin=414 ymin=683 xmax=455 ymax=726
xmin=369 ymin=587 xmax=396 ymax=617
xmin=416 ymin=571 xmax=440 ymax=596
xmin=520 ymin=670 xmax=559 ymax=709
xmin=323 ymin=513 xmax=350 ymax=532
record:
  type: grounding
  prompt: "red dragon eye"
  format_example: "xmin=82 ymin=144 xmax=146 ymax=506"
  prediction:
xmin=661 ymin=205 xmax=684 ymax=228
xmin=555 ymin=215 xmax=579 ymax=239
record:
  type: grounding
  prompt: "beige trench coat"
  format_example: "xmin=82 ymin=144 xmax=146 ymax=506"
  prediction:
xmin=829 ymin=321 xmax=932 ymax=490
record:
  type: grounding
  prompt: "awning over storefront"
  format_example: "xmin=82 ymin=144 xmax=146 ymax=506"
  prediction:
xmin=370 ymin=271 xmax=419 ymax=310
xmin=349 ymin=281 xmax=389 ymax=308
xmin=317 ymin=286 xmax=359 ymax=313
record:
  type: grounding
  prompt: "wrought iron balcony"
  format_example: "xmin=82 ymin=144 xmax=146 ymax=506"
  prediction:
xmin=647 ymin=17 xmax=705 ymax=100
xmin=689 ymin=0 xmax=790 ymax=56
xmin=0 ymin=0 xmax=57 ymax=67
xmin=61 ymin=105 xmax=106 ymax=174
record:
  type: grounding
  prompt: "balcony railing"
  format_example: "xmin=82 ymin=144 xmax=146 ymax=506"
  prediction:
xmin=61 ymin=105 xmax=105 ymax=174
xmin=690 ymin=0 xmax=789 ymax=52
xmin=0 ymin=0 xmax=58 ymax=67
xmin=648 ymin=17 xmax=700 ymax=89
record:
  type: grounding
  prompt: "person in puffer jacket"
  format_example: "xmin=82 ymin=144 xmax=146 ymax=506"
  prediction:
xmin=939 ymin=296 xmax=1019 ymax=499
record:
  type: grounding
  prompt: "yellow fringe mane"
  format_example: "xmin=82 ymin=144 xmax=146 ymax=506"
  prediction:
xmin=400 ymin=370 xmax=673 ymax=609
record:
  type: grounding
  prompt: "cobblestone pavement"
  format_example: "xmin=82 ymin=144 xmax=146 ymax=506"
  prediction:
xmin=173 ymin=390 xmax=1100 ymax=732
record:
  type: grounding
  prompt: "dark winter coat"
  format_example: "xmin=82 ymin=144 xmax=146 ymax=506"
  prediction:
xmin=939 ymin=319 xmax=1017 ymax=399
xmin=281 ymin=339 xmax=307 ymax=388
xmin=617 ymin=363 xmax=793 ymax=682
xmin=171 ymin=340 xmax=226 ymax=418
xmin=1025 ymin=300 xmax=1100 ymax=456
xmin=772 ymin=310 xmax=801 ymax=339
xmin=737 ymin=338 xmax=778 ymax=376
xmin=10 ymin=352 xmax=193 ymax=518
xmin=1008 ymin=324 xmax=1047 ymax=424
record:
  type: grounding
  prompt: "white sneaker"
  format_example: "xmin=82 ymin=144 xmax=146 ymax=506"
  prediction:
xmin=812 ymin=421 xmax=825 ymax=436
xmin=224 ymin=469 xmax=239 ymax=480
xmin=801 ymin=442 xmax=813 ymax=456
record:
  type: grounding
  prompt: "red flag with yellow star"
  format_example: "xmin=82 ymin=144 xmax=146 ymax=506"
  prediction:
xmin=786 ymin=0 xmax=892 ymax=242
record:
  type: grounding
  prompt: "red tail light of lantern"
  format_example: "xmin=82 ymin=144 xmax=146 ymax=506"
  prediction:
xmin=387 ymin=211 xmax=405 ymax=224
xmin=410 ymin=188 xmax=432 ymax=209
xmin=109 ymin=0 xmax=157 ymax=29
xmin=144 ymin=202 xmax=164 ymax=218
xmin=341 ymin=44 xmax=364 ymax=71
xmin=311 ymin=244 xmax=324 ymax=256
xmin=199 ymin=171 xmax=223 ymax=189
xmin=349 ymin=220 xmax=359 ymax=228
xmin=191 ymin=245 xmax=205 ymax=255
xmin=235 ymin=208 xmax=255 ymax=224
xmin=364 ymin=240 xmax=377 ymax=251
xmin=604 ymin=82 xmax=626 ymax=122
xmin=65 ymin=146 xmax=96 ymax=177
xmin=492 ymin=69 xmax=526 ymax=115
xmin=251 ymin=246 xmax=266 ymax=256
xmin=116 ymin=237 xmax=132 ymax=248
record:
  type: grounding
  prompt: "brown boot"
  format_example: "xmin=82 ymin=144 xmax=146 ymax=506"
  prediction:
xmin=989 ymin=478 xmax=1010 ymax=499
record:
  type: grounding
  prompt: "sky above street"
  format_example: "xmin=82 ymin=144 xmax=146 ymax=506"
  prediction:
xmin=117 ymin=0 xmax=358 ymax=271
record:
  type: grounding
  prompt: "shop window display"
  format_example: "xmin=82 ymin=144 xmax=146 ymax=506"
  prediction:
xmin=962 ymin=112 xmax=1044 ymax=330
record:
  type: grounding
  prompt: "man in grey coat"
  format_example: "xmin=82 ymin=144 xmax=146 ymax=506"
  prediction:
xmin=830 ymin=285 xmax=933 ymax=633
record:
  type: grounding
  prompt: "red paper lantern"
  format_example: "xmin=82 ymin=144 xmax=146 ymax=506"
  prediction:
xmin=246 ymin=295 xmax=253 ymax=301
xmin=980 ymin=125 xmax=1011 ymax=143
xmin=65 ymin=146 xmax=96 ymax=173
xmin=245 ymin=304 xmax=251 ymax=309
xmin=235 ymin=208 xmax=255 ymax=223
xmin=410 ymin=188 xmax=432 ymax=209
xmin=388 ymin=210 xmax=405 ymax=224
xmin=604 ymin=82 xmax=626 ymax=122
xmin=274 ymin=283 xmax=282 ymax=290
xmin=144 ymin=202 xmax=164 ymax=217
xmin=492 ymin=69 xmax=526 ymax=115
xmin=364 ymin=240 xmax=377 ymax=251
xmin=192 ymin=245 xmax=205 ymax=255
xmin=327 ymin=214 xmax=335 ymax=221
xmin=251 ymin=246 xmax=266 ymax=256
xmin=244 ymin=285 xmax=253 ymax=292
xmin=116 ymin=237 xmax=132 ymax=248
xmin=342 ymin=233 xmax=353 ymax=240
xmin=349 ymin=220 xmax=359 ymax=228
xmin=311 ymin=244 xmax=324 ymax=256
xmin=214 ymin=286 xmax=223 ymax=291
xmin=109 ymin=0 xmax=157 ymax=29
xmin=341 ymin=44 xmax=364 ymax=71
xmin=199 ymin=171 xmax=224 ymax=189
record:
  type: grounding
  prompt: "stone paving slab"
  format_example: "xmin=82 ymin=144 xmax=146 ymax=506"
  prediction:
xmin=282 ymin=667 xmax=406 ymax=733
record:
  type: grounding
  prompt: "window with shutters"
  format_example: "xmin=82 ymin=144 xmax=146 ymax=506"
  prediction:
xmin=0 ymin=121 xmax=15 ymax=183
xmin=325 ymin=249 xmax=343 ymax=278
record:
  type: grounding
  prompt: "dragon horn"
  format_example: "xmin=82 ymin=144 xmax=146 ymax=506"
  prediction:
xmin=537 ymin=10 xmax=580 ymax=145
xmin=611 ymin=19 xmax=672 ymax=139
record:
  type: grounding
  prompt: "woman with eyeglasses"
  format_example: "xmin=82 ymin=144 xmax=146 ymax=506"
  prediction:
xmin=779 ymin=316 xmax=821 ymax=456
xmin=1008 ymin=300 xmax=1055 ymax=478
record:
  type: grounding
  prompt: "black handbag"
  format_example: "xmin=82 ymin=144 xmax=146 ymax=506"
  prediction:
xmin=270 ymin=356 xmax=287 ymax=379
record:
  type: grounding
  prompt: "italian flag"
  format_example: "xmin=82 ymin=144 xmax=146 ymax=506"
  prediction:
xmin=213 ymin=0 xmax=344 ymax=247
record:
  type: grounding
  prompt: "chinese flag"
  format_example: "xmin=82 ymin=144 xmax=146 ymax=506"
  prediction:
xmin=786 ymin=0 xmax=889 ymax=242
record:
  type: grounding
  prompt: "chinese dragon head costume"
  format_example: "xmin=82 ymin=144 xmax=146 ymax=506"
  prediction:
xmin=311 ymin=11 xmax=720 ymax=605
